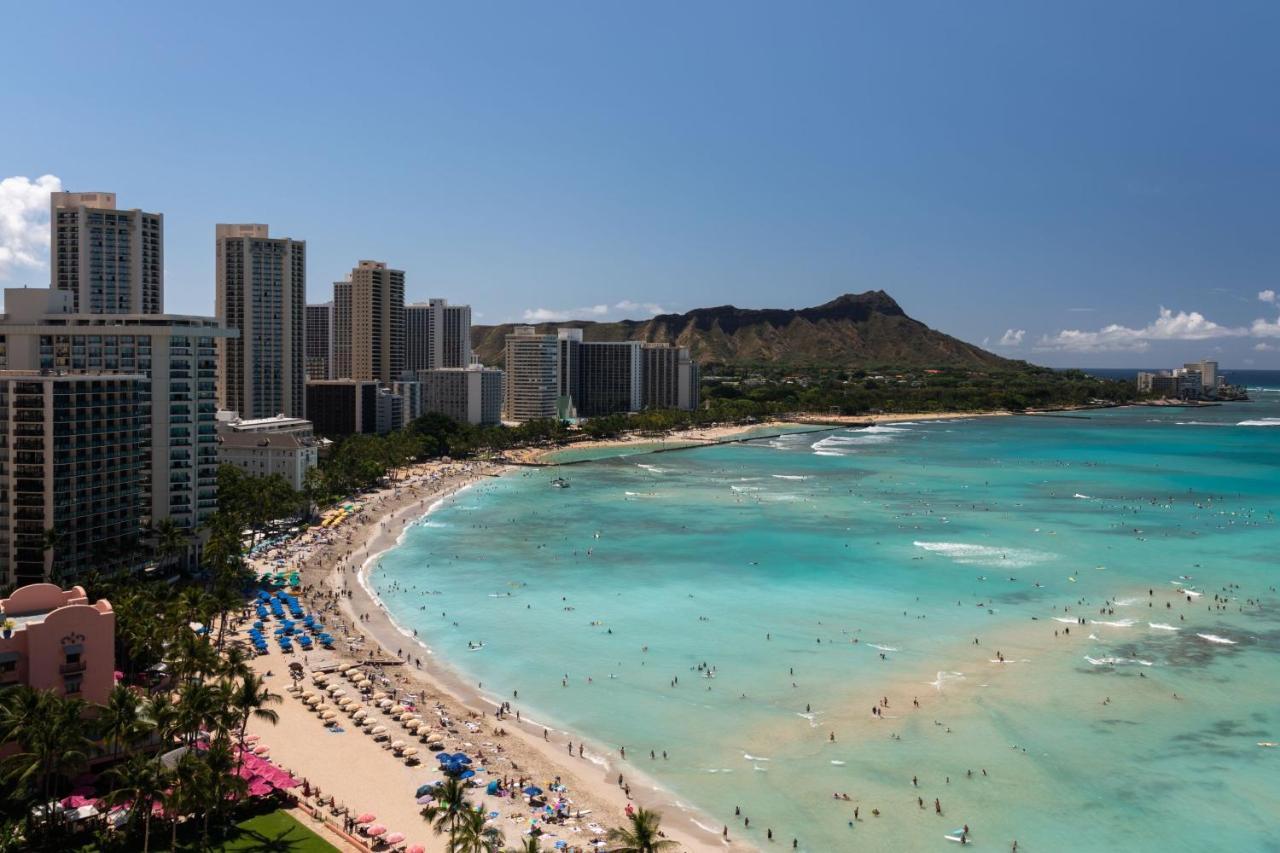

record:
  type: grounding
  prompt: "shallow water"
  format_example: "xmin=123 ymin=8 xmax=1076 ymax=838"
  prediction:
xmin=374 ymin=398 xmax=1280 ymax=852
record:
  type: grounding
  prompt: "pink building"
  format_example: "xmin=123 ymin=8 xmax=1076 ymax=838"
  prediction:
xmin=0 ymin=583 xmax=115 ymax=705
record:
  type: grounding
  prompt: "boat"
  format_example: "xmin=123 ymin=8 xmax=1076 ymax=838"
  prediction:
xmin=551 ymin=477 xmax=570 ymax=489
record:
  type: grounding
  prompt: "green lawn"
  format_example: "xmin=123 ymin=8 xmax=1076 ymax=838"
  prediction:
xmin=211 ymin=810 xmax=340 ymax=852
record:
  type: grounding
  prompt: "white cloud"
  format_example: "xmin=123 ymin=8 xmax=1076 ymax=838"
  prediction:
xmin=521 ymin=300 xmax=668 ymax=323
xmin=613 ymin=300 xmax=668 ymax=317
xmin=1036 ymin=306 xmax=1248 ymax=352
xmin=1254 ymin=342 xmax=1276 ymax=352
xmin=1260 ymin=289 xmax=1277 ymax=304
xmin=1252 ymin=315 xmax=1280 ymax=337
xmin=0 ymin=174 xmax=61 ymax=279
xmin=998 ymin=329 xmax=1025 ymax=347
xmin=522 ymin=304 xmax=609 ymax=322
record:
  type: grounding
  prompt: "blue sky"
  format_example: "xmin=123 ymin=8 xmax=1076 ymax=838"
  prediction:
xmin=2 ymin=1 xmax=1278 ymax=368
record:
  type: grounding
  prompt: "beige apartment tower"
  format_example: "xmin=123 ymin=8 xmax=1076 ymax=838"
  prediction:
xmin=503 ymin=326 xmax=560 ymax=422
xmin=50 ymin=191 xmax=163 ymax=314
xmin=332 ymin=260 xmax=404 ymax=384
xmin=215 ymin=224 xmax=307 ymax=419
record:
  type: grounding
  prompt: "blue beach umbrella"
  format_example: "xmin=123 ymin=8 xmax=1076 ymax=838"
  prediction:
xmin=523 ymin=786 xmax=543 ymax=796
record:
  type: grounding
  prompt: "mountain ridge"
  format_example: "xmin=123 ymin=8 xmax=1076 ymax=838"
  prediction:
xmin=471 ymin=291 xmax=1014 ymax=369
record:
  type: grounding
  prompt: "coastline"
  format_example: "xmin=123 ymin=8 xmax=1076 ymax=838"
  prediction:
xmin=256 ymin=458 xmax=740 ymax=852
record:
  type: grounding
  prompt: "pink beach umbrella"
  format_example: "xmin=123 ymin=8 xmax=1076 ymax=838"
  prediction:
xmin=415 ymin=794 xmax=433 ymax=805
xmin=356 ymin=813 xmax=377 ymax=825
xmin=384 ymin=832 xmax=406 ymax=844
xmin=406 ymin=846 xmax=425 ymax=853
xmin=253 ymin=745 xmax=270 ymax=756
xmin=366 ymin=824 xmax=388 ymax=837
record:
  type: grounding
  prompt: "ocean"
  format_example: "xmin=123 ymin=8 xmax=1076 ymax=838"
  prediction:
xmin=372 ymin=394 xmax=1280 ymax=852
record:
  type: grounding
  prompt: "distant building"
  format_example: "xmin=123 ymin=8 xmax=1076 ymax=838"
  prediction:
xmin=216 ymin=413 xmax=320 ymax=490
xmin=642 ymin=344 xmax=700 ymax=411
xmin=392 ymin=378 xmax=423 ymax=426
xmin=406 ymin=299 xmax=473 ymax=371
xmin=0 ymin=584 xmax=115 ymax=706
xmin=419 ymin=366 xmax=504 ymax=425
xmin=0 ymin=371 xmax=148 ymax=586
xmin=332 ymin=261 xmax=404 ymax=384
xmin=504 ymin=326 xmax=561 ymax=422
xmin=1184 ymin=360 xmax=1219 ymax=390
xmin=375 ymin=387 xmax=404 ymax=435
xmin=51 ymin=191 xmax=163 ymax=315
xmin=215 ymin=224 xmax=307 ymax=419
xmin=305 ymin=302 xmax=334 ymax=380
xmin=305 ymin=379 xmax=385 ymax=437
xmin=575 ymin=341 xmax=644 ymax=417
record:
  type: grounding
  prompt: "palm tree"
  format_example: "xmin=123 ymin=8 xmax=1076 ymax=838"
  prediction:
xmin=226 ymin=673 xmax=280 ymax=771
xmin=0 ymin=691 xmax=93 ymax=840
xmin=141 ymin=693 xmax=180 ymax=747
xmin=420 ymin=777 xmax=472 ymax=845
xmin=148 ymin=517 xmax=190 ymax=570
xmin=605 ymin=808 xmax=678 ymax=853
xmin=104 ymin=753 xmax=168 ymax=853
xmin=450 ymin=807 xmax=504 ymax=853
xmin=98 ymin=684 xmax=147 ymax=761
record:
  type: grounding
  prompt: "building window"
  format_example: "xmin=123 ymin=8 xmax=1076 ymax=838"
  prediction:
xmin=64 ymin=677 xmax=82 ymax=695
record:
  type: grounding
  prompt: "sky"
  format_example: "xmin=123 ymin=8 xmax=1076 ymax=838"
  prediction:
xmin=1 ymin=1 xmax=1278 ymax=369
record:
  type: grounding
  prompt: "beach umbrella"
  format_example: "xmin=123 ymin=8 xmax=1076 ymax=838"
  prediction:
xmin=372 ymin=692 xmax=387 ymax=700
xmin=385 ymin=832 xmax=406 ymax=845
xmin=370 ymin=725 xmax=387 ymax=735
xmin=391 ymin=740 xmax=406 ymax=750
xmin=254 ymin=746 xmax=270 ymax=756
xmin=353 ymin=710 xmax=368 ymax=721
xmin=244 ymin=734 xmax=261 ymax=743
xmin=378 ymin=699 xmax=394 ymax=709
xmin=367 ymin=825 xmax=387 ymax=837
xmin=460 ymin=769 xmax=476 ymax=779
xmin=356 ymin=813 xmax=376 ymax=824
xmin=415 ymin=783 xmax=437 ymax=797
xmin=407 ymin=846 xmax=426 ymax=853
xmin=402 ymin=747 xmax=418 ymax=756
xmin=322 ymin=711 xmax=337 ymax=721
xmin=524 ymin=786 xmax=543 ymax=796
xmin=415 ymin=794 xmax=433 ymax=804
xmin=345 ymin=667 xmax=361 ymax=677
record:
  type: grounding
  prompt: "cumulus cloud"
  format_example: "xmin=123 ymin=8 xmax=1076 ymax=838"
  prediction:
xmin=1255 ymin=342 xmax=1276 ymax=352
xmin=1260 ymin=290 xmax=1277 ymax=304
xmin=998 ymin=329 xmax=1025 ymax=347
xmin=0 ymin=174 xmax=61 ymax=279
xmin=1252 ymin=315 xmax=1280 ymax=337
xmin=521 ymin=300 xmax=668 ymax=323
xmin=1036 ymin=307 xmax=1248 ymax=353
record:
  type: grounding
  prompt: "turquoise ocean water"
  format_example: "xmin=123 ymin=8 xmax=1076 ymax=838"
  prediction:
xmin=373 ymin=394 xmax=1280 ymax=852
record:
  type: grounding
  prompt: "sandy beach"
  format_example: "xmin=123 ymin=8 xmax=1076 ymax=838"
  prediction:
xmin=505 ymin=421 xmax=816 ymax=465
xmin=241 ymin=458 xmax=739 ymax=853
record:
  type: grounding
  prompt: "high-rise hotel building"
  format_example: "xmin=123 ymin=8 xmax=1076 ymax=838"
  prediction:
xmin=51 ymin=191 xmax=163 ymax=315
xmin=405 ymin=299 xmax=472 ymax=371
xmin=0 ymin=371 xmax=148 ymax=586
xmin=503 ymin=326 xmax=560 ymax=421
xmin=332 ymin=261 xmax=404 ymax=384
xmin=305 ymin=303 xmax=333 ymax=380
xmin=0 ymin=288 xmax=233 ymax=554
xmin=503 ymin=327 xmax=699 ymax=422
xmin=215 ymin=224 xmax=306 ymax=418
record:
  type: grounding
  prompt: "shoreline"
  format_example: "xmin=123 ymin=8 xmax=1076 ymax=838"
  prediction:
xmin=342 ymin=476 xmax=742 ymax=853
xmin=262 ymin=459 xmax=739 ymax=852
